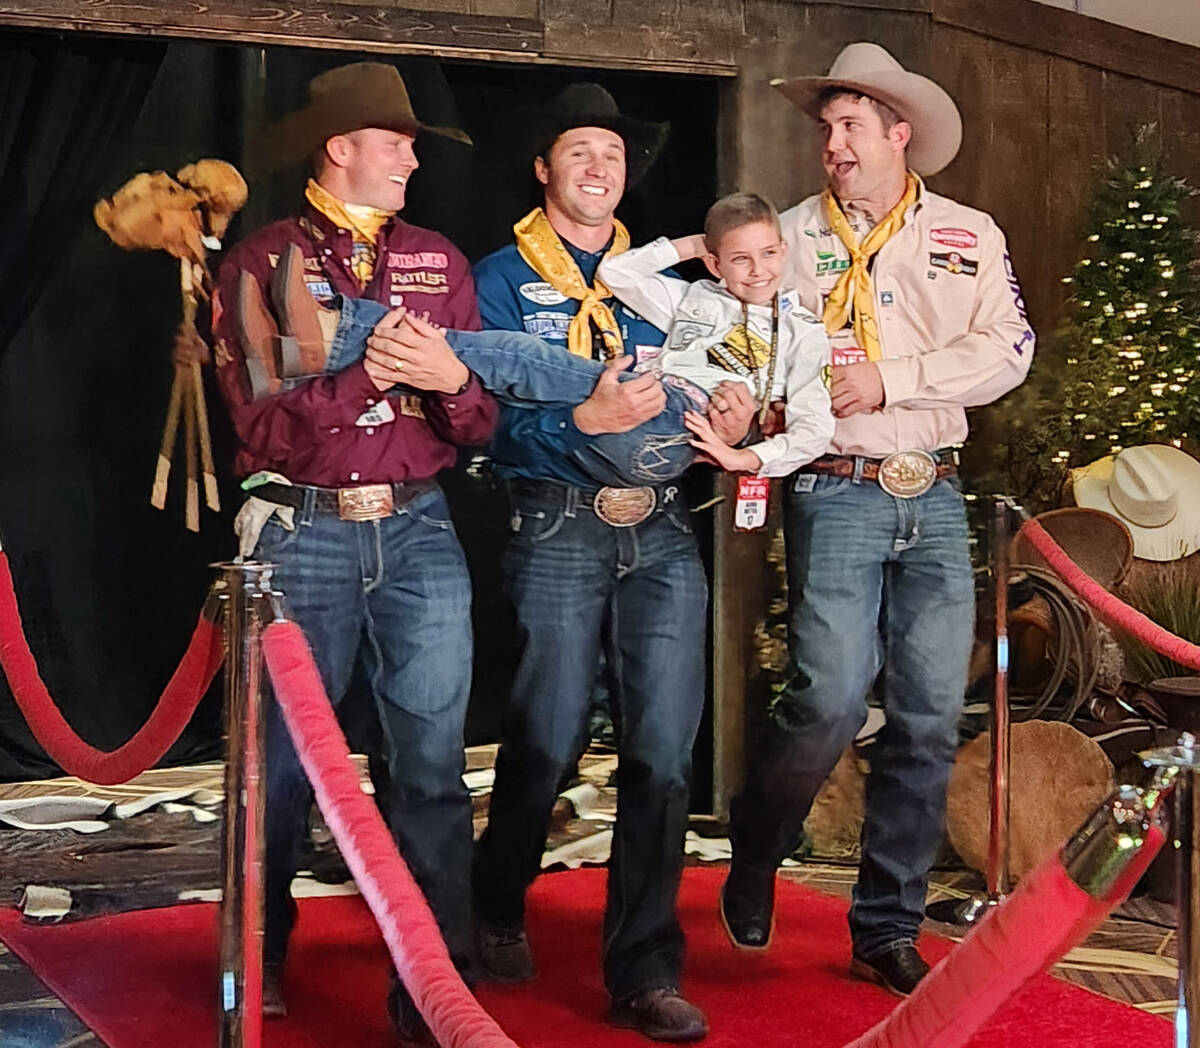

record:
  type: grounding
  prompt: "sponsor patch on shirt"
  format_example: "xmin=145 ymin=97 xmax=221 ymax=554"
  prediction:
xmin=388 ymin=251 xmax=448 ymax=269
xmin=930 ymin=227 xmax=978 ymax=250
xmin=816 ymin=250 xmax=850 ymax=276
xmin=633 ymin=345 xmax=664 ymax=372
xmin=522 ymin=312 xmax=572 ymax=340
xmin=929 ymin=251 xmax=978 ymax=277
xmin=880 ymin=290 xmax=895 ymax=306
xmin=667 ymin=319 xmax=715 ymax=350
xmin=519 ymin=281 xmax=569 ymax=306
xmin=305 ymin=280 xmax=333 ymax=300
xmin=390 ymin=270 xmax=449 ymax=294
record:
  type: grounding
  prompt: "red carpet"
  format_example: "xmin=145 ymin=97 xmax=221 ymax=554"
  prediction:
xmin=0 ymin=867 xmax=1169 ymax=1047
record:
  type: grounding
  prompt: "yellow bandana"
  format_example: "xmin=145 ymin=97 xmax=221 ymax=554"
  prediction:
xmin=305 ymin=179 xmax=393 ymax=289
xmin=513 ymin=207 xmax=630 ymax=361
xmin=821 ymin=172 xmax=921 ymax=362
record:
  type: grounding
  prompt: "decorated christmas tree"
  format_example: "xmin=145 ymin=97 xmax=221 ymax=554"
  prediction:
xmin=993 ymin=139 xmax=1200 ymax=510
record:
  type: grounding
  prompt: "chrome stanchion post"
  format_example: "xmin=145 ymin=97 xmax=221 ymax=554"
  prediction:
xmin=927 ymin=497 xmax=1016 ymax=924
xmin=986 ymin=496 xmax=1012 ymax=901
xmin=214 ymin=561 xmax=273 ymax=1048
xmin=1142 ymin=733 xmax=1200 ymax=1048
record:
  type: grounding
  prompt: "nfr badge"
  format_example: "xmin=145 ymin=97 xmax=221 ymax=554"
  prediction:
xmin=734 ymin=475 xmax=770 ymax=532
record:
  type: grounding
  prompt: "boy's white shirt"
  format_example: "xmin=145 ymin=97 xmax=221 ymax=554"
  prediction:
xmin=597 ymin=236 xmax=834 ymax=478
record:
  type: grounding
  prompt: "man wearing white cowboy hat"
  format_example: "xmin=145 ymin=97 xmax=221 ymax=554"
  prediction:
xmin=211 ymin=61 xmax=496 ymax=1043
xmin=1073 ymin=444 xmax=1200 ymax=562
xmin=720 ymin=42 xmax=1034 ymax=995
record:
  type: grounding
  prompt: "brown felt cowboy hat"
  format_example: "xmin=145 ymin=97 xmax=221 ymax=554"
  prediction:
xmin=249 ymin=62 xmax=471 ymax=176
xmin=771 ymin=42 xmax=963 ymax=177
xmin=529 ymin=82 xmax=669 ymax=187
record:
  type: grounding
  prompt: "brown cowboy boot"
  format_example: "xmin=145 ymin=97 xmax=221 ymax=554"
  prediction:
xmin=272 ymin=242 xmax=334 ymax=376
xmin=234 ymin=271 xmax=281 ymax=400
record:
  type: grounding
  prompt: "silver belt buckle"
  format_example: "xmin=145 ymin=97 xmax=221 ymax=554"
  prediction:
xmin=878 ymin=450 xmax=937 ymax=499
xmin=337 ymin=484 xmax=395 ymax=521
xmin=593 ymin=486 xmax=656 ymax=527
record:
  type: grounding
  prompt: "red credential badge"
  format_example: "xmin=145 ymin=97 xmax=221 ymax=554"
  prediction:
xmin=734 ymin=475 xmax=770 ymax=532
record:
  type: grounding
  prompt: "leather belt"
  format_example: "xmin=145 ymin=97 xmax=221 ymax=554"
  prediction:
xmin=801 ymin=451 xmax=956 ymax=498
xmin=508 ymin=478 xmax=662 ymax=527
xmin=254 ymin=479 xmax=437 ymax=522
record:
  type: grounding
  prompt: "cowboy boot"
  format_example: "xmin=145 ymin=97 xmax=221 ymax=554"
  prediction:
xmin=272 ymin=242 xmax=333 ymax=376
xmin=234 ymin=271 xmax=281 ymax=400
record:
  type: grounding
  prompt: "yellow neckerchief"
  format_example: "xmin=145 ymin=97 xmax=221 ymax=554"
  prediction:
xmin=305 ymin=179 xmax=393 ymax=289
xmin=513 ymin=207 xmax=630 ymax=361
xmin=821 ymin=171 xmax=921 ymax=361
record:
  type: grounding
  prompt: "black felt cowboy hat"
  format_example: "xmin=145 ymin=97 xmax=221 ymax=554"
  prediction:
xmin=249 ymin=62 xmax=471 ymax=175
xmin=530 ymin=83 xmax=669 ymax=186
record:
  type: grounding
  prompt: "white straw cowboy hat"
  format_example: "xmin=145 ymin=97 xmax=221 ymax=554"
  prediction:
xmin=771 ymin=42 xmax=963 ymax=176
xmin=1071 ymin=444 xmax=1200 ymax=562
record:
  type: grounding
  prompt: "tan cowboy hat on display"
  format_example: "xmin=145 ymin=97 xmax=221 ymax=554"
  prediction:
xmin=1071 ymin=444 xmax=1200 ymax=561
xmin=249 ymin=62 xmax=471 ymax=175
xmin=771 ymin=42 xmax=963 ymax=176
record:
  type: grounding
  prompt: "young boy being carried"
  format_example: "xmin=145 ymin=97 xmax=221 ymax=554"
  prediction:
xmin=233 ymin=192 xmax=832 ymax=490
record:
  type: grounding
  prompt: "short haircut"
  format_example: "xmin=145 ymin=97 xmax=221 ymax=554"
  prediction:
xmin=817 ymin=87 xmax=904 ymax=131
xmin=704 ymin=192 xmax=780 ymax=252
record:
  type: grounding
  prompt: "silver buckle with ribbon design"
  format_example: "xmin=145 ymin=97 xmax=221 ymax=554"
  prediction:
xmin=878 ymin=450 xmax=937 ymax=499
xmin=593 ymin=486 xmax=657 ymax=527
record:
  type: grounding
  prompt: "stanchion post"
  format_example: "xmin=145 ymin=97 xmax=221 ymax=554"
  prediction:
xmin=926 ymin=496 xmax=1016 ymax=925
xmin=214 ymin=561 xmax=273 ymax=1048
xmin=986 ymin=497 xmax=1012 ymax=900
xmin=1176 ymin=735 xmax=1200 ymax=1048
xmin=1142 ymin=732 xmax=1200 ymax=1048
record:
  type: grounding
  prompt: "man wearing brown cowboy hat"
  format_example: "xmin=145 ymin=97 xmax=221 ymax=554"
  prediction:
xmin=210 ymin=61 xmax=496 ymax=1043
xmin=720 ymin=43 xmax=1034 ymax=995
xmin=469 ymin=83 xmax=745 ymax=1041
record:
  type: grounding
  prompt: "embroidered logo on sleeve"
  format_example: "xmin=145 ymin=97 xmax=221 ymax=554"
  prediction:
xmin=929 ymin=251 xmax=978 ymax=277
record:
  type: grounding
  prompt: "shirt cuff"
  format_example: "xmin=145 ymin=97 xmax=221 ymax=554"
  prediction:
xmin=874 ymin=356 xmax=920 ymax=407
xmin=747 ymin=438 xmax=782 ymax=474
xmin=432 ymin=371 xmax=487 ymax=411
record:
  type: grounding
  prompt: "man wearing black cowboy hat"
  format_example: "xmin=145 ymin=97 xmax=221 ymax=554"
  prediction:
xmin=210 ymin=61 xmax=496 ymax=1043
xmin=469 ymin=83 xmax=744 ymax=1042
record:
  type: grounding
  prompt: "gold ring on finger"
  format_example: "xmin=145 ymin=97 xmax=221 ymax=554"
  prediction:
xmin=392 ymin=358 xmax=405 ymax=371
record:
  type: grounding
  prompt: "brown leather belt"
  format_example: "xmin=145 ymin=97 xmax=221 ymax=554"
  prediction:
xmin=801 ymin=453 xmax=957 ymax=483
xmin=254 ymin=479 xmax=437 ymax=522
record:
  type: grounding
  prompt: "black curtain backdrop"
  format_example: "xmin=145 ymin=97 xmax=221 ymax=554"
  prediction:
xmin=0 ymin=32 xmax=719 ymax=784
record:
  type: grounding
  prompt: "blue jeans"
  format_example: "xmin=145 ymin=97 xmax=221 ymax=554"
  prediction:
xmin=730 ymin=471 xmax=974 ymax=957
xmin=335 ymin=298 xmax=701 ymax=488
xmin=255 ymin=486 xmax=475 ymax=975
xmin=473 ymin=479 xmax=708 ymax=999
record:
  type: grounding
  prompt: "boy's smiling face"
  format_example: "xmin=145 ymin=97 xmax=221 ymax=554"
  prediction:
xmin=704 ymin=220 xmax=787 ymax=306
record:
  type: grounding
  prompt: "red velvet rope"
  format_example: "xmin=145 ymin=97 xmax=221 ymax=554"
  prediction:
xmin=844 ymin=824 xmax=1166 ymax=1048
xmin=261 ymin=620 xmax=519 ymax=1048
xmin=0 ymin=551 xmax=225 ymax=785
xmin=1018 ymin=518 xmax=1200 ymax=671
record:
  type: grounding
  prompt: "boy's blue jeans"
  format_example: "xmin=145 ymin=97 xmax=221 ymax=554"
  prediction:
xmin=730 ymin=471 xmax=975 ymax=957
xmin=333 ymin=297 xmax=702 ymax=488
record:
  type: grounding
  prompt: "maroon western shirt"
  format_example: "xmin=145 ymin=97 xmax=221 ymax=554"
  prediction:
xmin=213 ymin=204 xmax=496 ymax=486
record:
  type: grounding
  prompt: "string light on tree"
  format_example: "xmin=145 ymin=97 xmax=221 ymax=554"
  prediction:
xmin=987 ymin=133 xmax=1200 ymax=509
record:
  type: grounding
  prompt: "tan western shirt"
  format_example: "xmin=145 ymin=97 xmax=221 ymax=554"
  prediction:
xmin=780 ymin=185 xmax=1035 ymax=459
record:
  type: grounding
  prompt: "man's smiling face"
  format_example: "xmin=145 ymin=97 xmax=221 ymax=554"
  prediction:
xmin=536 ymin=126 xmax=627 ymax=228
xmin=818 ymin=94 xmax=908 ymax=204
